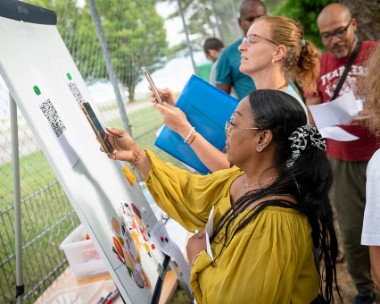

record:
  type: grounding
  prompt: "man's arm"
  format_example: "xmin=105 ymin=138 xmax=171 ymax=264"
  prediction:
xmin=305 ymin=96 xmax=322 ymax=126
xmin=216 ymin=83 xmax=232 ymax=94
xmin=369 ymin=246 xmax=380 ymax=289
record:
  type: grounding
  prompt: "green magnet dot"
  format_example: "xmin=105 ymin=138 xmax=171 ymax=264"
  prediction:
xmin=66 ymin=73 xmax=72 ymax=80
xmin=33 ymin=85 xmax=41 ymax=96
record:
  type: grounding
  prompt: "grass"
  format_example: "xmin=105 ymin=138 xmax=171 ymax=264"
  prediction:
xmin=0 ymin=101 xmax=186 ymax=303
xmin=0 ymin=101 xmax=182 ymax=210
xmin=98 ymin=103 xmax=118 ymax=112
xmin=0 ymin=147 xmax=80 ymax=302
xmin=107 ymin=103 xmax=187 ymax=169
xmin=98 ymin=98 xmax=150 ymax=112
xmin=0 ymin=150 xmax=57 ymax=210
xmin=0 ymin=174 xmax=80 ymax=303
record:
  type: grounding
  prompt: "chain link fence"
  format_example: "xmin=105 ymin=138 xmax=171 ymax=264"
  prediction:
xmin=0 ymin=0 xmax=240 ymax=302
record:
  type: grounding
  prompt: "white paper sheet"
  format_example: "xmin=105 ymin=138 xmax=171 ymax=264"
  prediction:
xmin=14 ymin=67 xmax=85 ymax=167
xmin=308 ymin=91 xmax=362 ymax=129
xmin=319 ymin=126 xmax=359 ymax=141
xmin=152 ymin=220 xmax=191 ymax=291
xmin=205 ymin=206 xmax=215 ymax=261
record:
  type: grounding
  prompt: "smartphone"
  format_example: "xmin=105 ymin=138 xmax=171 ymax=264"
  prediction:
xmin=82 ymin=102 xmax=114 ymax=154
xmin=142 ymin=66 xmax=163 ymax=104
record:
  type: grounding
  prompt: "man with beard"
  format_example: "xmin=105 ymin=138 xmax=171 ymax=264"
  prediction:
xmin=306 ymin=3 xmax=378 ymax=304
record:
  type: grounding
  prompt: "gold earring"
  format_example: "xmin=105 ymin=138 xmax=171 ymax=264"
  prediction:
xmin=271 ymin=58 xmax=275 ymax=65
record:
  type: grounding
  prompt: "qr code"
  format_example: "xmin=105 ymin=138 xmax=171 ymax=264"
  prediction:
xmin=68 ymin=82 xmax=85 ymax=106
xmin=40 ymin=99 xmax=67 ymax=137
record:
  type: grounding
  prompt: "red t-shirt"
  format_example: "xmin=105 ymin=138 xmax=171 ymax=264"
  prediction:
xmin=316 ymin=41 xmax=379 ymax=161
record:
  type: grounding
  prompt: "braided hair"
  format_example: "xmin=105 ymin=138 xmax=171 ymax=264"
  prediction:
xmin=211 ymin=90 xmax=339 ymax=302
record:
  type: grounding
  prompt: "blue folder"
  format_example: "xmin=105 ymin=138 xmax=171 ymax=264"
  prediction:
xmin=154 ymin=75 xmax=239 ymax=174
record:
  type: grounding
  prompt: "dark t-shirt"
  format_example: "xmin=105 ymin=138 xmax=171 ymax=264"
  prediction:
xmin=316 ymin=41 xmax=378 ymax=161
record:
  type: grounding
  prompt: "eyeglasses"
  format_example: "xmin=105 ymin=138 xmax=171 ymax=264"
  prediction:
xmin=320 ymin=19 xmax=353 ymax=42
xmin=243 ymin=34 xmax=279 ymax=47
xmin=225 ymin=121 xmax=261 ymax=132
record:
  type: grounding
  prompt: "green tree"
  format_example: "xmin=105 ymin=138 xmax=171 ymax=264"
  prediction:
xmin=273 ymin=0 xmax=335 ymax=50
xmin=26 ymin=0 xmax=168 ymax=102
xmin=164 ymin=0 xmax=379 ymax=59
xmin=274 ymin=0 xmax=380 ymax=50
xmin=26 ymin=0 xmax=82 ymax=53
xmin=88 ymin=0 xmax=168 ymax=101
xmin=165 ymin=0 xmax=215 ymax=55
xmin=164 ymin=0 xmax=335 ymax=56
xmin=164 ymin=0 xmax=241 ymax=57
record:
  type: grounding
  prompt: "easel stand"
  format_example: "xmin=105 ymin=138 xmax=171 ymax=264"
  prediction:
xmin=151 ymin=254 xmax=171 ymax=304
xmin=10 ymin=94 xmax=24 ymax=303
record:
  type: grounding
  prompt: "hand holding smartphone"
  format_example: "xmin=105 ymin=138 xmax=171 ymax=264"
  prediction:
xmin=142 ymin=66 xmax=163 ymax=104
xmin=82 ymin=102 xmax=114 ymax=154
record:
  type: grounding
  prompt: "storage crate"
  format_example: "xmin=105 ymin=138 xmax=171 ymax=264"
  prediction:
xmin=60 ymin=224 xmax=108 ymax=280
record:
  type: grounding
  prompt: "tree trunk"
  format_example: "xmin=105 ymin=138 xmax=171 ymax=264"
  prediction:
xmin=128 ymin=84 xmax=135 ymax=102
xmin=340 ymin=0 xmax=380 ymax=41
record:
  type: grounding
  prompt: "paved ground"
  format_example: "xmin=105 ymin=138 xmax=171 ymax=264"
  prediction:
xmin=335 ymin=260 xmax=380 ymax=303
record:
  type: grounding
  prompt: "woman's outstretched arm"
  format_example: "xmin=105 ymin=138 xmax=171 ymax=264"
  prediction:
xmin=105 ymin=128 xmax=152 ymax=179
xmin=151 ymin=98 xmax=230 ymax=172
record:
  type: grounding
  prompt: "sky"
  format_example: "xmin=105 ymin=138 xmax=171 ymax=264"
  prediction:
xmin=134 ymin=2 xmax=207 ymax=97
xmin=88 ymin=1 xmax=207 ymax=103
xmin=0 ymin=1 xmax=208 ymax=118
xmin=156 ymin=1 xmax=185 ymax=48
xmin=87 ymin=1 xmax=207 ymax=104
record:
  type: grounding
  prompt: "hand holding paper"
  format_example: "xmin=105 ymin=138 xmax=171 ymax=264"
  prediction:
xmin=308 ymin=91 xmax=360 ymax=141
xmin=308 ymin=91 xmax=362 ymax=128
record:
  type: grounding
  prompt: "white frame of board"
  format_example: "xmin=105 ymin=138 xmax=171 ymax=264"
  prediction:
xmin=0 ymin=1 xmax=187 ymax=303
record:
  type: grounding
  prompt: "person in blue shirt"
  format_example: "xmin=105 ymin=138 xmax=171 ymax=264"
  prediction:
xmin=150 ymin=16 xmax=319 ymax=173
xmin=215 ymin=0 xmax=266 ymax=100
xmin=202 ymin=37 xmax=225 ymax=86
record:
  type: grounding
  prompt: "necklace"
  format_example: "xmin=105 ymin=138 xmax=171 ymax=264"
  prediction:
xmin=243 ymin=176 xmax=279 ymax=189
xmin=277 ymin=83 xmax=288 ymax=91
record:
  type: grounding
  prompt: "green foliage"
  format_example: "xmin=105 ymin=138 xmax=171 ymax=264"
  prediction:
xmin=178 ymin=0 xmax=214 ymax=39
xmin=0 ymin=150 xmax=58 ymax=209
xmin=165 ymin=0 xmax=240 ymax=55
xmin=164 ymin=0 xmax=337 ymax=56
xmin=166 ymin=42 xmax=189 ymax=60
xmin=26 ymin=0 xmax=84 ymax=59
xmin=25 ymin=0 xmax=168 ymax=102
xmin=273 ymin=0 xmax=336 ymax=50
xmin=89 ymin=0 xmax=168 ymax=101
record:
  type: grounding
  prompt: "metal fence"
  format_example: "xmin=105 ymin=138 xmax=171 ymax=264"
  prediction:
xmin=0 ymin=0 xmax=162 ymax=301
xmin=0 ymin=0 xmax=240 ymax=302
xmin=0 ymin=84 xmax=177 ymax=303
xmin=0 ymin=74 xmax=81 ymax=303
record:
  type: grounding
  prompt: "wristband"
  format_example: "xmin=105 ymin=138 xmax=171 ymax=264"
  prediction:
xmin=188 ymin=131 xmax=197 ymax=145
xmin=183 ymin=127 xmax=195 ymax=143
xmin=129 ymin=148 xmax=142 ymax=171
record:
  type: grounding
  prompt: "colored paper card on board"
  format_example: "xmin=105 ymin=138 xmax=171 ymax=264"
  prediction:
xmin=154 ymin=75 xmax=239 ymax=174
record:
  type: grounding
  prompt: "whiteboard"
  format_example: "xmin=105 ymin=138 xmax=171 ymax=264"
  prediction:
xmin=0 ymin=2 xmax=165 ymax=303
